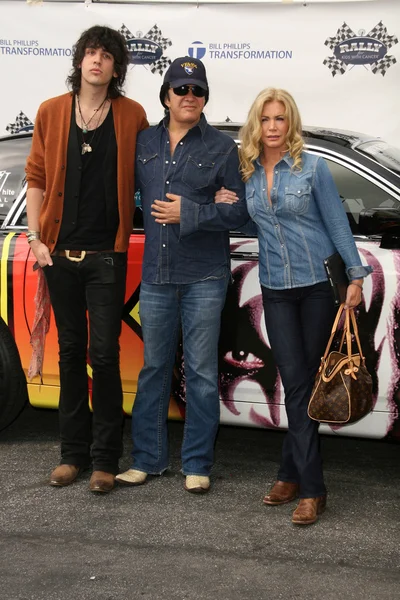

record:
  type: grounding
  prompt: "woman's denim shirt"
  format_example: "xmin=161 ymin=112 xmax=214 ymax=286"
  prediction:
xmin=246 ymin=152 xmax=372 ymax=290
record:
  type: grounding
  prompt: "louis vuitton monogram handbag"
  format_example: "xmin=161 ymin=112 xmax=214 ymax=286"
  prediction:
xmin=308 ymin=305 xmax=373 ymax=425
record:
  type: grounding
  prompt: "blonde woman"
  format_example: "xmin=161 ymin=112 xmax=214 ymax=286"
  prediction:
xmin=216 ymin=89 xmax=372 ymax=525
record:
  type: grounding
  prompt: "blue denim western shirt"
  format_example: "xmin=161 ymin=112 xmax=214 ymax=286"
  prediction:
xmin=246 ymin=152 xmax=372 ymax=289
xmin=136 ymin=114 xmax=248 ymax=284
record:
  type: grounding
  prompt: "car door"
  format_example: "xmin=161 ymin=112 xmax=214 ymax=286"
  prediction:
xmin=312 ymin=151 xmax=400 ymax=439
xmin=0 ymin=135 xmax=33 ymax=428
xmin=0 ymin=135 xmax=62 ymax=408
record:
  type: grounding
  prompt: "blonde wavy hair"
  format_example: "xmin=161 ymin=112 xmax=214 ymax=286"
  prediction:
xmin=239 ymin=88 xmax=304 ymax=182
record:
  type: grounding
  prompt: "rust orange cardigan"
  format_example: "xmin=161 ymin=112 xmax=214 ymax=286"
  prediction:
xmin=25 ymin=92 xmax=148 ymax=253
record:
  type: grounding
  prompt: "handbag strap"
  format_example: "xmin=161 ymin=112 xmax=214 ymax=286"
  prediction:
xmin=321 ymin=305 xmax=365 ymax=363
xmin=349 ymin=307 xmax=364 ymax=358
xmin=321 ymin=303 xmax=345 ymax=361
xmin=342 ymin=309 xmax=366 ymax=386
xmin=345 ymin=309 xmax=353 ymax=361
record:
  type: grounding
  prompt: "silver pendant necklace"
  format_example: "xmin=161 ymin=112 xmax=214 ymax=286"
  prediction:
xmin=81 ymin=142 xmax=93 ymax=155
xmin=76 ymin=95 xmax=108 ymax=155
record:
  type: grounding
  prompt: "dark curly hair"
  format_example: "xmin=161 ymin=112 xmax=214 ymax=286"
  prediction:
xmin=67 ymin=25 xmax=129 ymax=98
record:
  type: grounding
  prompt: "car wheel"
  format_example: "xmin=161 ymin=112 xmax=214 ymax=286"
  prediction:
xmin=0 ymin=318 xmax=28 ymax=431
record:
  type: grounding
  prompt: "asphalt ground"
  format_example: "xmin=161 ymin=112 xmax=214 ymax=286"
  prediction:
xmin=0 ymin=404 xmax=399 ymax=600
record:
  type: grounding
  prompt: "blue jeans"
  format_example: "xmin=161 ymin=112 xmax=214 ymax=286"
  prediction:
xmin=131 ymin=276 xmax=229 ymax=476
xmin=261 ymin=281 xmax=336 ymax=498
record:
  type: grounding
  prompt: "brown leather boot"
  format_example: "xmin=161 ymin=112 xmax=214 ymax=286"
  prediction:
xmin=292 ymin=496 xmax=327 ymax=525
xmin=89 ymin=471 xmax=115 ymax=493
xmin=49 ymin=464 xmax=81 ymax=487
xmin=263 ymin=481 xmax=299 ymax=505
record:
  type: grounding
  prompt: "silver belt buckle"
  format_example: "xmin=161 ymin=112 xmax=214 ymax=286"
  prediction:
xmin=65 ymin=250 xmax=86 ymax=262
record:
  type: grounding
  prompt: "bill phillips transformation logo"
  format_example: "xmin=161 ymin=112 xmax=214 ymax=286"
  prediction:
xmin=188 ymin=40 xmax=292 ymax=61
xmin=118 ymin=23 xmax=172 ymax=75
xmin=324 ymin=20 xmax=398 ymax=76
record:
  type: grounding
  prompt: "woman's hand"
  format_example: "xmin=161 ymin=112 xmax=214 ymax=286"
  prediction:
xmin=344 ymin=280 xmax=363 ymax=309
xmin=214 ymin=187 xmax=239 ymax=205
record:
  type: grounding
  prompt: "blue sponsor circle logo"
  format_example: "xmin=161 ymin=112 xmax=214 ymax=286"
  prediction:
xmin=126 ymin=37 xmax=163 ymax=65
xmin=334 ymin=37 xmax=387 ymax=65
xmin=188 ymin=41 xmax=207 ymax=60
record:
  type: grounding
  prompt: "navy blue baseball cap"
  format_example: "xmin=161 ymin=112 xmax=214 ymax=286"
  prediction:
xmin=163 ymin=56 xmax=208 ymax=90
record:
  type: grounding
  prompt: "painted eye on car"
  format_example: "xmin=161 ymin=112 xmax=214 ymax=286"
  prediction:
xmin=223 ymin=351 xmax=264 ymax=370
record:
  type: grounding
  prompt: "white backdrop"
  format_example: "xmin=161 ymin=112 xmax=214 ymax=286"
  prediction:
xmin=1 ymin=0 xmax=399 ymax=147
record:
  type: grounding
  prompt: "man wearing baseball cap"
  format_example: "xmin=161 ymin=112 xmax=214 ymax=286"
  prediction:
xmin=116 ymin=56 xmax=248 ymax=493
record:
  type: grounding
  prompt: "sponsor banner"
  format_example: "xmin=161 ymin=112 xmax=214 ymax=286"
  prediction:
xmin=0 ymin=0 xmax=399 ymax=147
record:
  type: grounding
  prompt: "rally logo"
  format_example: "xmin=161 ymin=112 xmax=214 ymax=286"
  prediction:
xmin=118 ymin=24 xmax=172 ymax=75
xmin=6 ymin=111 xmax=34 ymax=135
xmin=324 ymin=21 xmax=398 ymax=76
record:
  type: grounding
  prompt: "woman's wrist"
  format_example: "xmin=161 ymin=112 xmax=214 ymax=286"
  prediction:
xmin=350 ymin=280 xmax=363 ymax=290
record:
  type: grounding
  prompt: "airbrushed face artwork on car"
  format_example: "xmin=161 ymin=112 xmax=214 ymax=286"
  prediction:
xmin=218 ymin=243 xmax=281 ymax=429
xmin=172 ymin=238 xmax=399 ymax=440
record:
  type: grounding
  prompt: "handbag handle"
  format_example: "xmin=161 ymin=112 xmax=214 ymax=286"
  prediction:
xmin=348 ymin=307 xmax=364 ymax=358
xmin=321 ymin=304 xmax=365 ymax=363
xmin=321 ymin=303 xmax=345 ymax=362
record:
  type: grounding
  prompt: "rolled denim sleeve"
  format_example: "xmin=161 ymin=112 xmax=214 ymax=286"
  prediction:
xmin=180 ymin=146 xmax=249 ymax=237
xmin=314 ymin=158 xmax=373 ymax=280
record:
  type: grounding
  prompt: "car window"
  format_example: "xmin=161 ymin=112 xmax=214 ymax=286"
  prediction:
xmin=0 ymin=137 xmax=32 ymax=223
xmin=324 ymin=158 xmax=399 ymax=234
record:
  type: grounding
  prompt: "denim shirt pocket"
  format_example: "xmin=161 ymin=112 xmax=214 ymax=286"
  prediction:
xmin=137 ymin=153 xmax=158 ymax=187
xmin=182 ymin=155 xmax=215 ymax=190
xmin=284 ymin=184 xmax=311 ymax=215
xmin=245 ymin=187 xmax=256 ymax=219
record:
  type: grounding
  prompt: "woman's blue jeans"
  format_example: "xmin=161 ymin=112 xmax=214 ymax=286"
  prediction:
xmin=130 ymin=276 xmax=229 ymax=476
xmin=261 ymin=281 xmax=337 ymax=498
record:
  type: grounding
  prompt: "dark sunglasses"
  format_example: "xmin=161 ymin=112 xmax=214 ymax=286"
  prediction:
xmin=171 ymin=85 xmax=207 ymax=98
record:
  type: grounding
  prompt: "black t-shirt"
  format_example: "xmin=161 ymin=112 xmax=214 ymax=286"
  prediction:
xmin=57 ymin=105 xmax=119 ymax=250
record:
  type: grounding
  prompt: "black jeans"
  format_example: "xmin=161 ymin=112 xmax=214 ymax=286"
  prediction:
xmin=44 ymin=252 xmax=127 ymax=474
xmin=261 ymin=281 xmax=336 ymax=498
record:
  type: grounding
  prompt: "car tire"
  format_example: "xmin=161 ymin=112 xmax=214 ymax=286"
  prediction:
xmin=0 ymin=317 xmax=28 ymax=431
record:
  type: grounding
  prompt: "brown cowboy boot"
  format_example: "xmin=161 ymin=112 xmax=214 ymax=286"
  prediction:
xmin=292 ymin=496 xmax=327 ymax=525
xmin=49 ymin=464 xmax=81 ymax=487
xmin=263 ymin=480 xmax=299 ymax=505
xmin=89 ymin=471 xmax=115 ymax=493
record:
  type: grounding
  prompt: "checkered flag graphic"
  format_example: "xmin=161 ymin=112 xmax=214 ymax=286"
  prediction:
xmin=146 ymin=25 xmax=172 ymax=53
xmin=150 ymin=56 xmax=172 ymax=76
xmin=6 ymin=111 xmax=34 ymax=134
xmin=367 ymin=21 xmax=399 ymax=49
xmin=146 ymin=24 xmax=172 ymax=75
xmin=118 ymin=24 xmax=134 ymax=43
xmin=323 ymin=57 xmax=347 ymax=77
xmin=324 ymin=22 xmax=355 ymax=51
xmin=372 ymin=55 xmax=397 ymax=76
